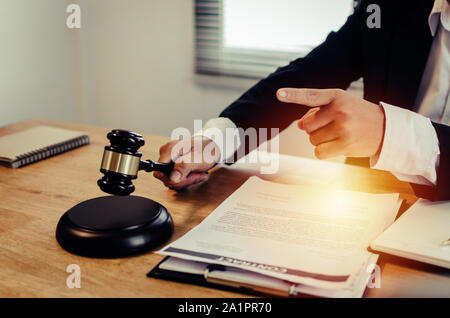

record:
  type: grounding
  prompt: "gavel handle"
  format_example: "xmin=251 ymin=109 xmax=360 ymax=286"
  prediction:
xmin=140 ymin=160 xmax=174 ymax=175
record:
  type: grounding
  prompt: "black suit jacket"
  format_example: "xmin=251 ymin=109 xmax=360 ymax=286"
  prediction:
xmin=219 ymin=0 xmax=450 ymax=201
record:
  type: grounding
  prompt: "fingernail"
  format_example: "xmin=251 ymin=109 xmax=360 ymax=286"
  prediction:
xmin=278 ymin=90 xmax=287 ymax=98
xmin=170 ymin=171 xmax=181 ymax=182
xmin=298 ymin=119 xmax=304 ymax=130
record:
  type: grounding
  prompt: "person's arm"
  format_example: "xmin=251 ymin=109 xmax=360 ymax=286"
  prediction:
xmin=371 ymin=104 xmax=450 ymax=201
xmin=369 ymin=103 xmax=440 ymax=187
xmin=276 ymin=87 xmax=450 ymax=201
xmin=155 ymin=1 xmax=367 ymax=189
xmin=217 ymin=1 xmax=366 ymax=157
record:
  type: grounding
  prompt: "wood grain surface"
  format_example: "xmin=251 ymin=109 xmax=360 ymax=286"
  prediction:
xmin=0 ymin=119 xmax=448 ymax=298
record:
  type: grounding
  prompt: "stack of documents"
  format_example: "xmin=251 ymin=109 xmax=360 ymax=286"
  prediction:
xmin=155 ymin=177 xmax=402 ymax=297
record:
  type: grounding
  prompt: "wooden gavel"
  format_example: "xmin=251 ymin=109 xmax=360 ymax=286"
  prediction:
xmin=97 ymin=129 xmax=174 ymax=195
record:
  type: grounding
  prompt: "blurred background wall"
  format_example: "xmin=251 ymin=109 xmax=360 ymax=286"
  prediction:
xmin=77 ymin=0 xmax=256 ymax=136
xmin=0 ymin=0 xmax=81 ymax=127
xmin=0 ymin=0 xmax=253 ymax=136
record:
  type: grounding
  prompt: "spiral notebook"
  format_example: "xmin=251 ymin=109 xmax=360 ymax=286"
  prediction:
xmin=0 ymin=125 xmax=89 ymax=168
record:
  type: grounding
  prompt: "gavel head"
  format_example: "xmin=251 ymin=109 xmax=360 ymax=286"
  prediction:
xmin=97 ymin=129 xmax=145 ymax=196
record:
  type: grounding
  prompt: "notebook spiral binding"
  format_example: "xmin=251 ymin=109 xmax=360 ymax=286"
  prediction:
xmin=13 ymin=135 xmax=90 ymax=168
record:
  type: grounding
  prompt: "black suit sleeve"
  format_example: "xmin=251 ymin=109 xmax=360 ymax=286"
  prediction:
xmin=432 ymin=122 xmax=450 ymax=201
xmin=219 ymin=2 xmax=365 ymax=156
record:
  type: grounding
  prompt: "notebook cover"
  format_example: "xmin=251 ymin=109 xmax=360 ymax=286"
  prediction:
xmin=0 ymin=125 xmax=89 ymax=168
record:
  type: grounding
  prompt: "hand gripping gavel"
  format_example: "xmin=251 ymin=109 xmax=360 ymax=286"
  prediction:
xmin=97 ymin=129 xmax=174 ymax=195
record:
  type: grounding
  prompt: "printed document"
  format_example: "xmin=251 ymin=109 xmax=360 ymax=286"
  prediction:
xmin=158 ymin=177 xmax=401 ymax=291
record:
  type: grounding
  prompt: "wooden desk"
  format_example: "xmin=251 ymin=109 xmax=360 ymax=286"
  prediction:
xmin=0 ymin=119 xmax=448 ymax=297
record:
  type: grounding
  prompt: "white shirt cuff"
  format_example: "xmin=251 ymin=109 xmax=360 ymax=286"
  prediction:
xmin=370 ymin=102 xmax=440 ymax=186
xmin=193 ymin=117 xmax=241 ymax=163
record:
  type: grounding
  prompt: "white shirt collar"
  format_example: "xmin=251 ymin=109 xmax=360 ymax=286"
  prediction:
xmin=429 ymin=0 xmax=450 ymax=36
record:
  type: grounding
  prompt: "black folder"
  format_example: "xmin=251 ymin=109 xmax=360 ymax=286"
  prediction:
xmin=147 ymin=256 xmax=296 ymax=297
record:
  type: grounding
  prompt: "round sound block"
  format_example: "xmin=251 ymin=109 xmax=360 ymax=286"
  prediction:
xmin=56 ymin=196 xmax=173 ymax=258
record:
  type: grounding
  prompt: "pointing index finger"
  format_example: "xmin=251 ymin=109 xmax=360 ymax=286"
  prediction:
xmin=277 ymin=88 xmax=339 ymax=107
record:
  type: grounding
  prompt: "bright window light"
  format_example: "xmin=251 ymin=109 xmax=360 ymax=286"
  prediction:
xmin=223 ymin=0 xmax=353 ymax=52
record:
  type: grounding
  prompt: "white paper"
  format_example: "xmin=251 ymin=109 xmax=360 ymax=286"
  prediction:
xmin=226 ymin=152 xmax=345 ymax=186
xmin=372 ymin=199 xmax=450 ymax=269
xmin=158 ymin=177 xmax=400 ymax=290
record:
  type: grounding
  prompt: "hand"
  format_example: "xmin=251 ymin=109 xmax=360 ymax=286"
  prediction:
xmin=154 ymin=135 xmax=220 ymax=190
xmin=277 ymin=88 xmax=385 ymax=159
